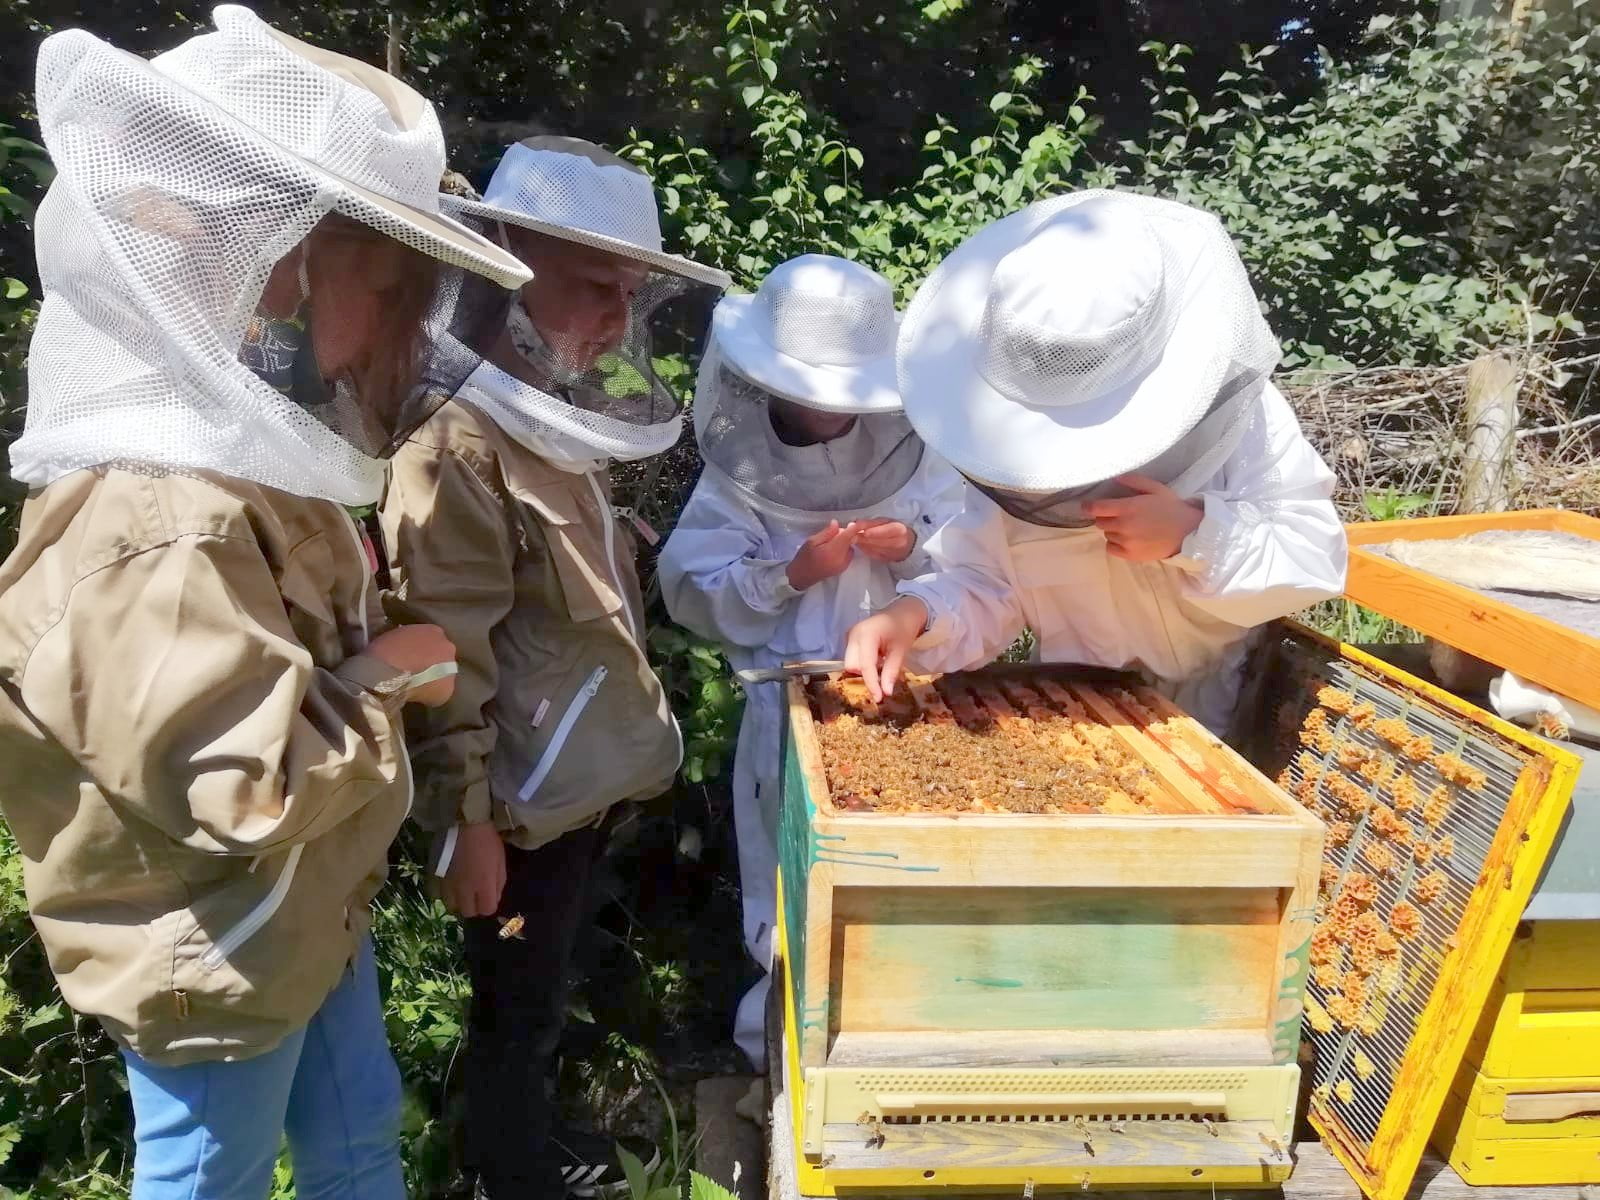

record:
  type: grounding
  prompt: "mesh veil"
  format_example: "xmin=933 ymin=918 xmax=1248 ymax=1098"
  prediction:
xmin=692 ymin=342 xmax=924 ymax=520
xmin=439 ymin=204 xmax=721 ymax=464
xmin=13 ymin=10 xmax=502 ymax=506
xmin=976 ymin=368 xmax=1268 ymax=528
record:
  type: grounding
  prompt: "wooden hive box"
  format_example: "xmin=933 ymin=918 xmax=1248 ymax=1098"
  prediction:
xmin=775 ymin=665 xmax=1324 ymax=1193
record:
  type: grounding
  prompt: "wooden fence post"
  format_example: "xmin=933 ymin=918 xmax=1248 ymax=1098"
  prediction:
xmin=386 ymin=13 xmax=402 ymax=76
xmin=1459 ymin=352 xmax=1520 ymax=515
xmin=1428 ymin=352 xmax=1521 ymax=692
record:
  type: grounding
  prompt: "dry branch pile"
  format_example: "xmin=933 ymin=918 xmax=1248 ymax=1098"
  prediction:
xmin=1284 ymin=350 xmax=1600 ymax=519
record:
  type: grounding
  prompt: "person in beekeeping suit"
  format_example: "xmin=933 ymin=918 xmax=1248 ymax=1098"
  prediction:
xmin=0 ymin=7 xmax=531 ymax=1199
xmin=378 ymin=137 xmax=730 ymax=1200
xmin=845 ymin=192 xmax=1348 ymax=736
xmin=658 ymin=255 xmax=968 ymax=1070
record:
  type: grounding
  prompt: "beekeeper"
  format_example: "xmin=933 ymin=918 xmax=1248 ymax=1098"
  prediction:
xmin=658 ymin=255 xmax=968 ymax=1068
xmin=845 ymin=192 xmax=1347 ymax=735
xmin=379 ymin=138 xmax=729 ymax=1200
xmin=0 ymin=7 xmax=529 ymax=1200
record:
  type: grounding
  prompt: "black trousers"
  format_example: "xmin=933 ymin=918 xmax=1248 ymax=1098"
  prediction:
xmin=462 ymin=820 xmax=605 ymax=1196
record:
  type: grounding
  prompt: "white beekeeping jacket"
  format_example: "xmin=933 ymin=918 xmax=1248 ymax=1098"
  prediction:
xmin=661 ymin=443 xmax=970 ymax=672
xmin=899 ymin=383 xmax=1348 ymax=733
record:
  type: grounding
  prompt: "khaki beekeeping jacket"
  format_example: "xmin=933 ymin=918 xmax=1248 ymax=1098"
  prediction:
xmin=0 ymin=467 xmax=414 ymax=1065
xmin=381 ymin=400 xmax=679 ymax=851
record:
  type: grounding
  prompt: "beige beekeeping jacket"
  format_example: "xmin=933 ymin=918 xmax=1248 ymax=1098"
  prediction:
xmin=0 ymin=467 xmax=413 ymax=1065
xmin=381 ymin=400 xmax=679 ymax=851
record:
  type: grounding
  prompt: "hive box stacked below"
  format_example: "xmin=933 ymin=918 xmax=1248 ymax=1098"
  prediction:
xmin=1431 ymin=741 xmax=1600 ymax=1185
xmin=1435 ymin=922 xmax=1600 ymax=1184
xmin=775 ymin=667 xmax=1324 ymax=1194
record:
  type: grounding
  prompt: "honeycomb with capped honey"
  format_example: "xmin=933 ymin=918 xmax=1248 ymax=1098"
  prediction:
xmin=805 ymin=672 xmax=1279 ymax=816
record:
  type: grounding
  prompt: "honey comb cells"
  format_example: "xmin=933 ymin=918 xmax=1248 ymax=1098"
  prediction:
xmin=806 ymin=673 xmax=1274 ymax=815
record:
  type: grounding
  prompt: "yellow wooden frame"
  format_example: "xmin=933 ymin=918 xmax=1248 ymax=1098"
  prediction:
xmin=1288 ymin=629 xmax=1581 ymax=1200
xmin=1343 ymin=509 xmax=1600 ymax=712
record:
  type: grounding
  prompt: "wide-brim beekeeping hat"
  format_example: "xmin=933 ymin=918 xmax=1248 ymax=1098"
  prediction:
xmin=11 ymin=4 xmax=530 ymax=506
xmin=446 ymin=136 xmax=730 ymax=289
xmin=150 ymin=5 xmax=527 ymax=288
xmin=711 ymin=254 xmax=902 ymax=415
xmin=692 ymin=255 xmax=922 ymax=519
xmin=896 ymin=190 xmax=1280 ymax=498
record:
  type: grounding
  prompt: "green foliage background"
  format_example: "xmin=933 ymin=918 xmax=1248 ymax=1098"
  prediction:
xmin=0 ymin=0 xmax=1595 ymax=1195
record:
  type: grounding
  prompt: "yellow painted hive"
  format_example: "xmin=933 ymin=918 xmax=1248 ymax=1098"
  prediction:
xmin=774 ymin=666 xmax=1324 ymax=1194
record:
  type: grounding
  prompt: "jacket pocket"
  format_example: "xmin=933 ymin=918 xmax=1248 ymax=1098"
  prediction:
xmin=511 ymin=482 xmax=624 ymax=624
xmin=199 ymin=844 xmax=305 ymax=972
xmin=517 ymin=664 xmax=608 ymax=803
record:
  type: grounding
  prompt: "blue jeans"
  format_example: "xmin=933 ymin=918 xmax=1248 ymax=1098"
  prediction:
xmin=123 ymin=937 xmax=405 ymax=1200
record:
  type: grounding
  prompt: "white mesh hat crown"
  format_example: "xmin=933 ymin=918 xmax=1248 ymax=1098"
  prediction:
xmin=448 ymin=137 xmax=730 ymax=288
xmin=12 ymin=5 xmax=530 ymax=506
xmin=712 ymin=255 xmax=901 ymax=414
xmin=897 ymin=190 xmax=1280 ymax=497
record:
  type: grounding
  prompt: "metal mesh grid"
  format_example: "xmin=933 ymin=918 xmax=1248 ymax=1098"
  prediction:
xmin=1251 ymin=633 xmax=1531 ymax=1156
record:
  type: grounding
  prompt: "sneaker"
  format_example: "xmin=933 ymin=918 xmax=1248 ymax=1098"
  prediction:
xmin=550 ymin=1128 xmax=662 ymax=1198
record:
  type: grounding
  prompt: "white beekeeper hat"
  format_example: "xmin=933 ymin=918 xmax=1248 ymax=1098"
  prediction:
xmin=13 ymin=4 xmax=531 ymax=506
xmin=152 ymin=5 xmax=526 ymax=287
xmin=896 ymin=190 xmax=1280 ymax=497
xmin=711 ymin=255 xmax=901 ymax=414
xmin=692 ymin=255 xmax=923 ymax=519
xmin=446 ymin=137 xmax=730 ymax=289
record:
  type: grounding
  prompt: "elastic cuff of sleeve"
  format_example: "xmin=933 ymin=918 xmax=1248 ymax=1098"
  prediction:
xmin=459 ymin=782 xmax=494 ymax=827
xmin=895 ymin=584 xmax=948 ymax=648
xmin=746 ymin=558 xmax=804 ymax=609
xmin=1173 ymin=495 xmax=1235 ymax=579
xmin=334 ymin=653 xmax=412 ymax=708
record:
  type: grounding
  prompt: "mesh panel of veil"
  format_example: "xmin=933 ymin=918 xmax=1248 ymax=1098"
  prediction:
xmin=429 ymin=227 xmax=717 ymax=461
xmin=693 ymin=348 xmax=923 ymax=517
xmin=17 ymin=19 xmax=486 ymax=505
xmin=972 ymin=369 xmax=1266 ymax=529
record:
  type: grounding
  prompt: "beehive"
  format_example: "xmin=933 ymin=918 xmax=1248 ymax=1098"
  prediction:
xmin=776 ymin=666 xmax=1323 ymax=1194
xmin=1432 ymin=743 xmax=1600 ymax=1184
xmin=1239 ymin=627 xmax=1578 ymax=1200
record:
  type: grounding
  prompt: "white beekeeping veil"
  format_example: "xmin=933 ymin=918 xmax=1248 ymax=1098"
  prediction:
xmin=431 ymin=137 xmax=731 ymax=469
xmin=13 ymin=5 xmax=529 ymax=507
xmin=896 ymin=191 xmax=1280 ymax=527
xmin=693 ymin=255 xmax=924 ymax=520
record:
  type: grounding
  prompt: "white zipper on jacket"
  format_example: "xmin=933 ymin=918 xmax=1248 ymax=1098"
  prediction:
xmin=585 ymin=472 xmax=639 ymax=646
xmin=201 ymin=843 xmax=305 ymax=971
xmin=518 ymin=665 xmax=608 ymax=803
xmin=339 ymin=514 xmax=371 ymax=645
xmin=341 ymin=511 xmax=416 ymax=817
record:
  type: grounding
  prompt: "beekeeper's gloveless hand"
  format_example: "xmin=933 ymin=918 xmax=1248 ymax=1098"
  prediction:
xmin=441 ymin=821 xmax=507 ymax=918
xmin=787 ymin=520 xmax=859 ymax=590
xmin=368 ymin=623 xmax=459 ymax=707
xmin=852 ymin=518 xmax=917 ymax=564
xmin=1083 ymin=474 xmax=1204 ymax=562
xmin=845 ymin=595 xmax=930 ymax=702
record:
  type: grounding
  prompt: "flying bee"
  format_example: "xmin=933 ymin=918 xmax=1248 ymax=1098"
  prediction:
xmin=497 ymin=913 xmax=526 ymax=941
xmin=1259 ymin=1132 xmax=1286 ymax=1160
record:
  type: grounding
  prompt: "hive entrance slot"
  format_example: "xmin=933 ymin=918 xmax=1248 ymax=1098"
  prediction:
xmin=874 ymin=1091 xmax=1229 ymax=1125
xmin=883 ymin=1110 xmax=1227 ymax=1125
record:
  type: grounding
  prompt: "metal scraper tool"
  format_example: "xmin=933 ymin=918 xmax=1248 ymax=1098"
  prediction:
xmin=734 ymin=660 xmax=846 ymax=685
